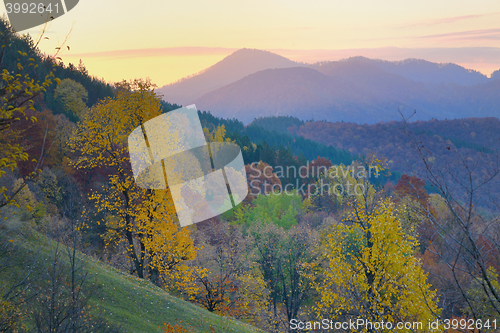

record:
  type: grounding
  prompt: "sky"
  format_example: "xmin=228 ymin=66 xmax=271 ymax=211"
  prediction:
xmin=2 ymin=0 xmax=500 ymax=87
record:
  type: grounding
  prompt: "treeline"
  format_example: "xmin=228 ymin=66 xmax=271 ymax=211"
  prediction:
xmin=249 ymin=115 xmax=305 ymax=134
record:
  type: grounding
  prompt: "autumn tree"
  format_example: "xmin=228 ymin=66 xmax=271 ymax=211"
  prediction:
xmin=53 ymin=78 xmax=88 ymax=122
xmin=393 ymin=174 xmax=435 ymax=243
xmin=300 ymin=155 xmax=332 ymax=183
xmin=313 ymin=198 xmax=440 ymax=331
xmin=240 ymin=222 xmax=318 ymax=333
xmin=243 ymin=161 xmax=282 ymax=203
xmin=395 ymin=175 xmax=429 ymax=205
xmin=69 ymin=79 xmax=195 ymax=280
xmin=180 ymin=218 xmax=246 ymax=316
xmin=401 ymin=112 xmax=500 ymax=318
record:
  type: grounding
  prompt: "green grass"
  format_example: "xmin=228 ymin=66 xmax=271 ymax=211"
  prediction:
xmin=1 ymin=224 xmax=261 ymax=333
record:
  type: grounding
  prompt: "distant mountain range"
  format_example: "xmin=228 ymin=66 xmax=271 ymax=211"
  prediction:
xmin=157 ymin=49 xmax=500 ymax=124
xmin=311 ymin=57 xmax=491 ymax=86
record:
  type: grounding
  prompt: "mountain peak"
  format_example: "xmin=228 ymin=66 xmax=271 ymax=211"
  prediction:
xmin=157 ymin=48 xmax=300 ymax=105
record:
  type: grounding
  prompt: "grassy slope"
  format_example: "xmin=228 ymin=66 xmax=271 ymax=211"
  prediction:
xmin=1 ymin=227 xmax=261 ymax=333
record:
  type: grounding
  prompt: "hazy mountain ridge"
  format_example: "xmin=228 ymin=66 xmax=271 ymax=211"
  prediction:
xmin=159 ymin=49 xmax=500 ymax=124
xmin=311 ymin=56 xmax=490 ymax=86
xmin=193 ymin=62 xmax=500 ymax=123
xmin=193 ymin=66 xmax=439 ymax=123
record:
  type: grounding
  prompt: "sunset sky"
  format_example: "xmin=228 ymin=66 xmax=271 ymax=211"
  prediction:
xmin=2 ymin=0 xmax=499 ymax=87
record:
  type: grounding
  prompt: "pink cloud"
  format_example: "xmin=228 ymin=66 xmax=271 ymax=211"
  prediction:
xmin=417 ymin=28 xmax=500 ymax=42
xmin=400 ymin=14 xmax=488 ymax=28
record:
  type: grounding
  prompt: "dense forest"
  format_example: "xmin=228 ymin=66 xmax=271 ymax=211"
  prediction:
xmin=1 ymin=18 xmax=500 ymax=333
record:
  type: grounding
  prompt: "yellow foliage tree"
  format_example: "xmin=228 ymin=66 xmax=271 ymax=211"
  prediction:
xmin=53 ymin=78 xmax=88 ymax=121
xmin=238 ymin=267 xmax=274 ymax=328
xmin=69 ymin=79 xmax=196 ymax=280
xmin=0 ymin=35 xmax=56 ymax=216
xmin=203 ymin=123 xmax=232 ymax=144
xmin=313 ymin=198 xmax=440 ymax=332
xmin=0 ymin=299 xmax=24 ymax=332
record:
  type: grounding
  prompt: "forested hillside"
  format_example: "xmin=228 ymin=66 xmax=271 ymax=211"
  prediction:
xmin=0 ymin=20 xmax=113 ymax=122
xmin=198 ymin=111 xmax=356 ymax=168
xmin=0 ymin=20 xmax=260 ymax=332
xmin=289 ymin=116 xmax=499 ymax=170
xmin=290 ymin=116 xmax=500 ymax=205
